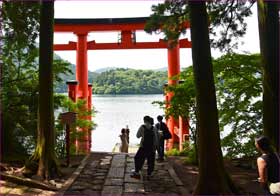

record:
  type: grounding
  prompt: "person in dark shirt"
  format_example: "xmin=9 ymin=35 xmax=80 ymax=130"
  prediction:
xmin=255 ymin=136 xmax=280 ymax=194
xmin=131 ymin=116 xmax=158 ymax=180
xmin=155 ymin=115 xmax=170 ymax=161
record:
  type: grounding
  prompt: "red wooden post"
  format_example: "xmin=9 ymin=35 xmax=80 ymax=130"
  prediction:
xmin=66 ymin=81 xmax=78 ymax=155
xmin=179 ymin=116 xmax=190 ymax=151
xmin=76 ymin=33 xmax=88 ymax=101
xmin=167 ymin=43 xmax=180 ymax=149
xmin=88 ymin=83 xmax=92 ymax=151
xmin=66 ymin=80 xmax=78 ymax=102
xmin=76 ymin=33 xmax=90 ymax=154
xmin=88 ymin=84 xmax=92 ymax=117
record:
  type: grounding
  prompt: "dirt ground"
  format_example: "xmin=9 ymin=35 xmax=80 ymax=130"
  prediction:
xmin=0 ymin=152 xmax=109 ymax=195
xmin=0 ymin=153 xmax=108 ymax=180
xmin=167 ymin=156 xmax=266 ymax=195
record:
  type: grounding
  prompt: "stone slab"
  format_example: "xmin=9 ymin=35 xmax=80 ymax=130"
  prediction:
xmin=104 ymin=178 xmax=124 ymax=186
xmin=107 ymin=167 xmax=125 ymax=179
xmin=89 ymin=184 xmax=103 ymax=190
xmin=124 ymin=183 xmax=145 ymax=193
xmin=126 ymin=162 xmax=135 ymax=168
xmin=178 ymin=186 xmax=190 ymax=195
xmin=93 ymin=172 xmax=107 ymax=177
xmin=101 ymin=185 xmax=122 ymax=195
xmin=167 ymin=165 xmax=184 ymax=186
xmin=69 ymin=184 xmax=87 ymax=191
xmin=111 ymin=154 xmax=126 ymax=168
xmin=124 ymin=173 xmax=143 ymax=183
xmin=89 ymin=160 xmax=99 ymax=168
xmin=82 ymin=189 xmax=100 ymax=195
xmin=113 ymin=154 xmax=126 ymax=160
xmin=126 ymin=157 xmax=134 ymax=163
xmin=104 ymin=156 xmax=113 ymax=160
xmin=126 ymin=167 xmax=135 ymax=173
xmin=56 ymin=154 xmax=91 ymax=196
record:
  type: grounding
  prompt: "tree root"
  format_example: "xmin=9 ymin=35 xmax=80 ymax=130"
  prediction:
xmin=0 ymin=171 xmax=58 ymax=191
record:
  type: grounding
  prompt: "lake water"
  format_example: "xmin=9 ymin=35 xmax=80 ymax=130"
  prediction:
xmin=91 ymin=94 xmax=164 ymax=152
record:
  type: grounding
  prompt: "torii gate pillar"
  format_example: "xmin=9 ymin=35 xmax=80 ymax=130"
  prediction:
xmin=166 ymin=44 xmax=180 ymax=149
xmin=75 ymin=32 xmax=90 ymax=154
xmin=76 ymin=33 xmax=88 ymax=101
xmin=179 ymin=117 xmax=190 ymax=151
xmin=88 ymin=83 xmax=93 ymax=150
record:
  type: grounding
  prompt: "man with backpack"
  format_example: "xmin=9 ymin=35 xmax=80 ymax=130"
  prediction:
xmin=155 ymin=115 xmax=171 ymax=162
xmin=131 ymin=116 xmax=158 ymax=180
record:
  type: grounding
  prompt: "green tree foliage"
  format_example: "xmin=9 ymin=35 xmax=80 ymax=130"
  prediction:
xmin=53 ymin=55 xmax=73 ymax=93
xmin=164 ymin=68 xmax=195 ymax=119
xmin=93 ymin=68 xmax=167 ymax=94
xmin=2 ymin=1 xmax=40 ymax=155
xmin=159 ymin=53 xmax=262 ymax=158
xmin=55 ymin=98 xmax=96 ymax=157
xmin=2 ymin=1 xmax=72 ymax=159
xmin=144 ymin=0 xmax=188 ymax=43
xmin=207 ymin=2 xmax=253 ymax=52
xmin=145 ymin=0 xmax=253 ymax=52
xmin=213 ymin=53 xmax=262 ymax=158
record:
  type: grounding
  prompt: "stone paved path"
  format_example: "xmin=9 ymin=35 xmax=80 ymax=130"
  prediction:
xmin=0 ymin=152 xmax=189 ymax=195
xmin=65 ymin=152 xmax=189 ymax=195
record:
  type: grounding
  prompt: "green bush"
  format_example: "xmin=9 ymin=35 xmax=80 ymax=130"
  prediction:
xmin=166 ymin=148 xmax=181 ymax=156
xmin=183 ymin=146 xmax=198 ymax=165
xmin=55 ymin=98 xmax=97 ymax=157
xmin=165 ymin=142 xmax=198 ymax=165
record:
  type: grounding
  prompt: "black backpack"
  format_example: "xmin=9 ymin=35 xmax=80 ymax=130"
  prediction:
xmin=157 ymin=122 xmax=172 ymax=139
xmin=142 ymin=125 xmax=154 ymax=150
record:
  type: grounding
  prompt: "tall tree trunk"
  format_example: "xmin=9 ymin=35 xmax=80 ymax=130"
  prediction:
xmin=0 ymin=1 xmax=3 ymax=156
xmin=189 ymin=2 xmax=238 ymax=194
xmin=257 ymin=0 xmax=280 ymax=152
xmin=28 ymin=0 xmax=58 ymax=179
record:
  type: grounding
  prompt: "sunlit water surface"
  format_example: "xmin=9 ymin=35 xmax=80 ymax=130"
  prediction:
xmin=91 ymin=94 xmax=164 ymax=152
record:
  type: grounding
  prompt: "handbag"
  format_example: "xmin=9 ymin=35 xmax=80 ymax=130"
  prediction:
xmin=268 ymin=153 xmax=280 ymax=194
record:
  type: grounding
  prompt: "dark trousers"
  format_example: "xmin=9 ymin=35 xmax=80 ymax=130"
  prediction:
xmin=157 ymin=137 xmax=165 ymax=159
xmin=134 ymin=147 xmax=155 ymax=175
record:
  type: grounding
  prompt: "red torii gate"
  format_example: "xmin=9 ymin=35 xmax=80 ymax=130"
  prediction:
xmin=54 ymin=17 xmax=191 ymax=153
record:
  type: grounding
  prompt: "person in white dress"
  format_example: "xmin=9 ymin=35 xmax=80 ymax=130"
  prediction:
xmin=119 ymin=128 xmax=129 ymax=153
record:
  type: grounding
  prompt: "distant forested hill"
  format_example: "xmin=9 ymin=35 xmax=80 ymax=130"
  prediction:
xmin=55 ymin=64 xmax=98 ymax=93
xmin=55 ymin=65 xmax=167 ymax=94
xmin=92 ymin=68 xmax=167 ymax=94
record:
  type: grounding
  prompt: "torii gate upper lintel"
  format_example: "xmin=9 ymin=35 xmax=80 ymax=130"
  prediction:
xmin=54 ymin=17 xmax=191 ymax=153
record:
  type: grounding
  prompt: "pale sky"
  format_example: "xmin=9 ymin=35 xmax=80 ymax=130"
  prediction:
xmin=54 ymin=1 xmax=260 ymax=72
